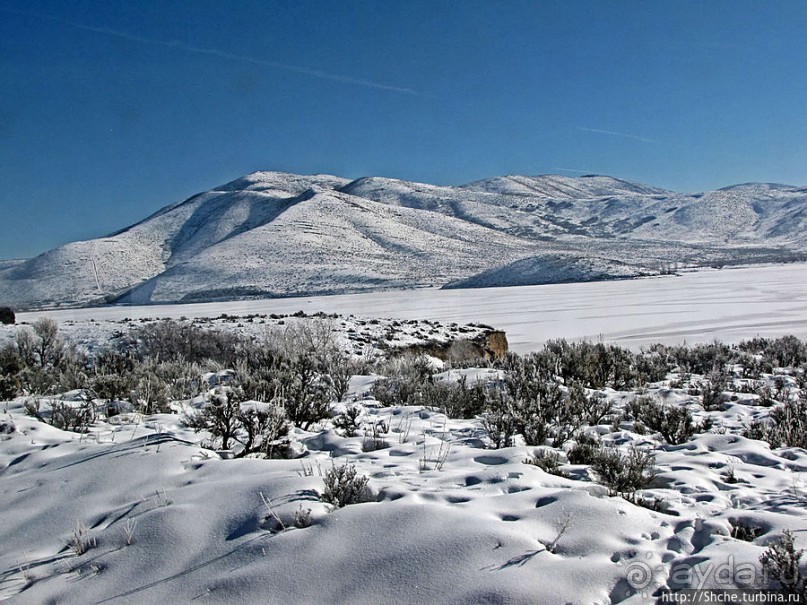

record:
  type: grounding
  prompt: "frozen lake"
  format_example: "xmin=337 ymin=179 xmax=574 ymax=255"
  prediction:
xmin=19 ymin=263 xmax=807 ymax=353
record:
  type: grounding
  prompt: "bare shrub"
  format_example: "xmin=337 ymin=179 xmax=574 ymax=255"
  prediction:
xmin=328 ymin=355 xmax=354 ymax=403
xmin=740 ymin=336 xmax=807 ymax=369
xmin=581 ymin=390 xmax=614 ymax=426
xmin=294 ymin=505 xmax=312 ymax=528
xmin=239 ymin=402 xmax=291 ymax=458
xmin=539 ymin=339 xmax=648 ymax=390
xmin=122 ymin=518 xmax=137 ymax=546
xmin=361 ymin=421 xmax=389 ymax=452
xmin=31 ymin=318 xmax=66 ymax=368
xmin=13 ymin=319 xmax=87 ymax=395
xmin=0 ymin=373 xmax=18 ymax=401
xmin=129 ymin=368 xmax=171 ymax=414
xmin=153 ymin=359 xmax=205 ymax=401
xmin=68 ymin=520 xmax=96 ymax=556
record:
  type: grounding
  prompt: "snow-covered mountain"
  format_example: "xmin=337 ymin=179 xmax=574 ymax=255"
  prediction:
xmin=1 ymin=171 xmax=806 ymax=309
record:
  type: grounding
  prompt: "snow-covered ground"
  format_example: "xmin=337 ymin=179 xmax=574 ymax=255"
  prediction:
xmin=16 ymin=262 xmax=807 ymax=352
xmin=2 ymin=266 xmax=806 ymax=603
xmin=1 ymin=369 xmax=805 ymax=603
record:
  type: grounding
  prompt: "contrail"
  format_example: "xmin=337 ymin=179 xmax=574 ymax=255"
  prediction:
xmin=576 ymin=126 xmax=657 ymax=144
xmin=0 ymin=6 xmax=422 ymax=95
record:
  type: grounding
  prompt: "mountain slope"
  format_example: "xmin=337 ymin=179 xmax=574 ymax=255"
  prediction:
xmin=115 ymin=189 xmax=536 ymax=304
xmin=1 ymin=171 xmax=805 ymax=309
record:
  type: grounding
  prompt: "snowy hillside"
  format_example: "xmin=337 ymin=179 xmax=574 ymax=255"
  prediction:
xmin=1 ymin=171 xmax=805 ymax=309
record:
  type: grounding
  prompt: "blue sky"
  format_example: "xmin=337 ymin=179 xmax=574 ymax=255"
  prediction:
xmin=1 ymin=1 xmax=806 ymax=259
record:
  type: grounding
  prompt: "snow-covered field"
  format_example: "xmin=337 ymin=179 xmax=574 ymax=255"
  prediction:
xmin=2 ymin=368 xmax=806 ymax=603
xmin=1 ymin=265 xmax=806 ymax=604
xmin=17 ymin=262 xmax=807 ymax=352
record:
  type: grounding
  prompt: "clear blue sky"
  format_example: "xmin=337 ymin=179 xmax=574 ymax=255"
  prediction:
xmin=2 ymin=0 xmax=806 ymax=259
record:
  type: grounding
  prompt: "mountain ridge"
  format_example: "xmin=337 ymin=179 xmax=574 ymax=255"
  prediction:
xmin=1 ymin=171 xmax=805 ymax=310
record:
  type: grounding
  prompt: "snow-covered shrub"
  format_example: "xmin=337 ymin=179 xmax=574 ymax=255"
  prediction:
xmin=422 ymin=377 xmax=489 ymax=419
xmin=185 ymin=385 xmax=291 ymax=457
xmin=333 ymin=405 xmax=363 ymax=437
xmin=126 ymin=320 xmax=244 ymax=365
xmin=25 ymin=397 xmax=95 ymax=433
xmin=481 ymin=397 xmax=516 ymax=449
xmin=321 ymin=461 xmax=371 ymax=508
xmin=238 ymin=403 xmax=291 ymax=458
xmin=361 ymin=421 xmax=389 ymax=452
xmin=760 ymin=529 xmax=805 ymax=595
xmin=700 ymin=367 xmax=729 ymax=411
xmin=591 ymin=445 xmax=656 ymax=500
xmin=580 ymin=388 xmax=614 ymax=426
xmin=729 ymin=519 xmax=763 ymax=542
xmin=524 ymin=449 xmax=567 ymax=477
xmin=741 ymin=335 xmax=807 ymax=369
xmin=371 ymin=353 xmax=434 ymax=406
xmin=185 ymin=386 xmax=243 ymax=451
xmin=628 ymin=395 xmax=705 ymax=445
xmin=275 ymin=356 xmax=331 ymax=430
xmin=746 ymin=394 xmax=807 ymax=449
xmin=540 ymin=340 xmax=641 ymax=390
xmin=0 ymin=306 xmax=14 ymax=325
xmin=567 ymin=432 xmax=601 ymax=465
